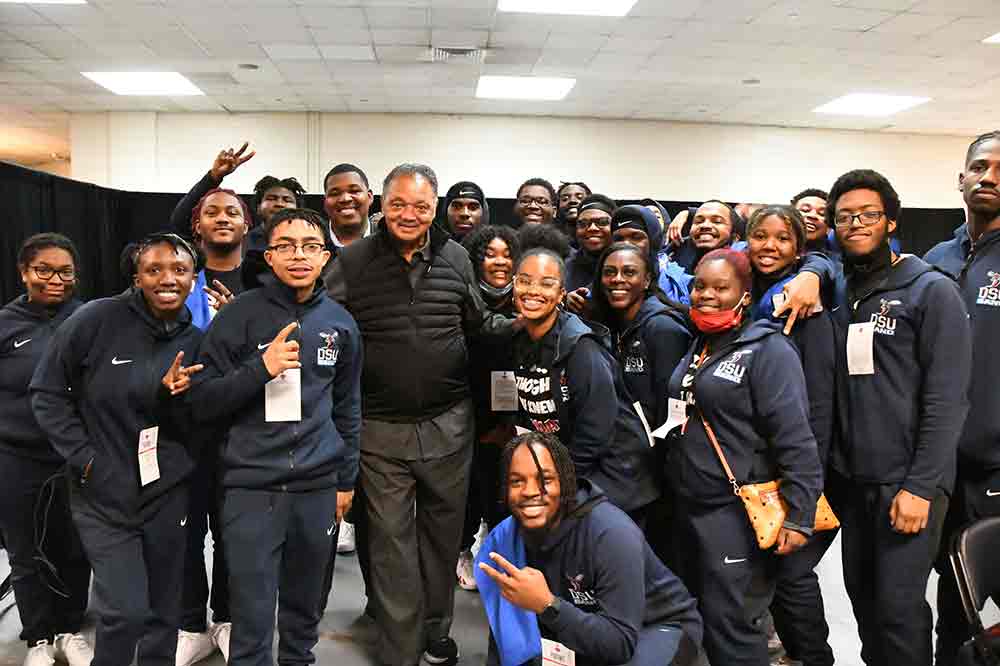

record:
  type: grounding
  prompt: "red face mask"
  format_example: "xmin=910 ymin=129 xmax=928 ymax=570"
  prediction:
xmin=690 ymin=297 xmax=747 ymax=334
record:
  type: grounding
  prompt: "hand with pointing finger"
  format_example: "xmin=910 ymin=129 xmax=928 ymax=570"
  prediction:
xmin=204 ymin=279 xmax=235 ymax=311
xmin=773 ymin=271 xmax=821 ymax=335
xmin=477 ymin=552 xmax=555 ymax=614
xmin=262 ymin=322 xmax=300 ymax=378
xmin=209 ymin=142 xmax=255 ymax=183
xmin=161 ymin=351 xmax=204 ymax=396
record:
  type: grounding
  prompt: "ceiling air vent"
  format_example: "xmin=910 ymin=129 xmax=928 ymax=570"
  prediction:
xmin=432 ymin=47 xmax=486 ymax=64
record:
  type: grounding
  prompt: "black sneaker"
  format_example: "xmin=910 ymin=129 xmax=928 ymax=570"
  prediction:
xmin=423 ymin=637 xmax=459 ymax=665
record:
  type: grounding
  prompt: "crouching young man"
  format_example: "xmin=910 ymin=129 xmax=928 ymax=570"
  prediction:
xmin=476 ymin=433 xmax=703 ymax=666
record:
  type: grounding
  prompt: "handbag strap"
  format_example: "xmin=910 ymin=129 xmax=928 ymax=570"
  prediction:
xmin=690 ymin=342 xmax=740 ymax=496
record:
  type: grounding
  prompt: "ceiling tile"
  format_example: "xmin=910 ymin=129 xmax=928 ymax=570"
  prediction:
xmin=907 ymin=0 xmax=996 ymax=16
xmin=375 ymin=45 xmax=433 ymax=62
xmin=371 ymin=28 xmax=430 ymax=44
xmin=601 ymin=35 xmax=664 ymax=54
xmin=0 ymin=5 xmax=48 ymax=26
xmin=320 ymin=44 xmax=377 ymax=61
xmin=545 ymin=32 xmax=606 ymax=50
xmin=429 ymin=8 xmax=494 ymax=28
xmin=365 ymin=7 xmax=428 ymax=28
xmin=0 ymin=43 xmax=51 ymax=59
xmin=310 ymin=27 xmax=372 ymax=45
xmin=31 ymin=3 xmax=111 ymax=26
xmin=535 ymin=49 xmax=596 ymax=67
xmin=488 ymin=30 xmax=548 ymax=48
xmin=628 ymin=0 xmax=702 ymax=19
xmin=484 ymin=47 xmax=541 ymax=65
xmin=262 ymin=43 xmax=322 ymax=60
xmin=431 ymin=29 xmax=488 ymax=48
xmin=298 ymin=6 xmax=368 ymax=28
xmin=870 ymin=12 xmax=958 ymax=34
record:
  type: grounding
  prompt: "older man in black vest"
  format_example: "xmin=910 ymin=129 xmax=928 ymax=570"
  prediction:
xmin=326 ymin=163 xmax=514 ymax=666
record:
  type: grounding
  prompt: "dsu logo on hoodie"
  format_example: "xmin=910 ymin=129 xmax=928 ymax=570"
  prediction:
xmin=713 ymin=350 xmax=752 ymax=385
xmin=317 ymin=331 xmax=340 ymax=366
xmin=977 ymin=271 xmax=1000 ymax=307
xmin=622 ymin=339 xmax=646 ymax=374
xmin=871 ymin=299 xmax=902 ymax=336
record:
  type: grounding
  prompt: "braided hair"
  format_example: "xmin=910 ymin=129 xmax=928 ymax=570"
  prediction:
xmin=253 ymin=176 xmax=306 ymax=214
xmin=499 ymin=432 xmax=578 ymax=515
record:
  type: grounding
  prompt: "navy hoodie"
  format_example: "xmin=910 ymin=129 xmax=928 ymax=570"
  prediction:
xmin=0 ymin=295 xmax=82 ymax=463
xmin=924 ymin=225 xmax=1000 ymax=471
xmin=612 ymin=296 xmax=691 ymax=431
xmin=667 ymin=319 xmax=822 ymax=531
xmin=610 ymin=204 xmax=693 ymax=305
xmin=492 ymin=481 xmax=703 ymax=666
xmin=513 ymin=311 xmax=659 ymax=512
xmin=30 ymin=289 xmax=203 ymax=524
xmin=832 ymin=255 xmax=971 ymax=497
xmin=565 ymin=248 xmax=600 ymax=293
xmin=191 ymin=279 xmax=362 ymax=492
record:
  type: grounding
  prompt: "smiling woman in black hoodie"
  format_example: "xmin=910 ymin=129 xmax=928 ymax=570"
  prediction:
xmin=511 ymin=248 xmax=659 ymax=524
xmin=31 ymin=233 xmax=205 ymax=666
xmin=0 ymin=233 xmax=92 ymax=666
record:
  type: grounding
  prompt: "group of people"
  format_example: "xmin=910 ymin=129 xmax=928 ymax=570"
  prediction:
xmin=1 ymin=129 xmax=998 ymax=666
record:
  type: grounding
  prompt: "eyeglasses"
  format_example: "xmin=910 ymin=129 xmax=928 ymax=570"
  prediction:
xmin=517 ymin=197 xmax=553 ymax=208
xmin=31 ymin=265 xmax=75 ymax=282
xmin=602 ymin=266 xmax=642 ymax=279
xmin=833 ymin=210 xmax=885 ymax=228
xmin=268 ymin=242 xmax=325 ymax=257
xmin=514 ymin=275 xmax=562 ymax=291
xmin=576 ymin=217 xmax=611 ymax=229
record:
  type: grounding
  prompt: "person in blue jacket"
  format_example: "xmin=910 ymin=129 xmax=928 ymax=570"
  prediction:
xmin=564 ymin=194 xmax=616 ymax=315
xmin=746 ymin=206 xmax=840 ymax=666
xmin=478 ymin=432 xmax=702 ymax=666
xmin=667 ymin=248 xmax=823 ymax=666
xmin=827 ymin=169 xmax=972 ymax=666
xmin=610 ymin=204 xmax=693 ymax=304
xmin=923 ymin=130 xmax=1000 ymax=666
xmin=511 ymin=248 xmax=659 ymax=525
xmin=0 ymin=233 xmax=92 ymax=666
xmin=31 ymin=232 xmax=205 ymax=666
xmin=189 ymin=207 xmax=362 ymax=666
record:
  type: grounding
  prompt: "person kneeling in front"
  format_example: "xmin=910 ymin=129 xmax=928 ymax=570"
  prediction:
xmin=476 ymin=433 xmax=702 ymax=666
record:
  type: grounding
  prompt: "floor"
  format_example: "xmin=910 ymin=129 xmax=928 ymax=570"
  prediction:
xmin=0 ymin=531 xmax=996 ymax=666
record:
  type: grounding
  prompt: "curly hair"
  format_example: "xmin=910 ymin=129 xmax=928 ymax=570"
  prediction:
xmin=253 ymin=176 xmax=306 ymax=214
xmin=517 ymin=223 xmax=572 ymax=259
xmin=461 ymin=224 xmax=520 ymax=282
xmin=499 ymin=432 xmax=578 ymax=515
xmin=825 ymin=169 xmax=901 ymax=229
xmin=516 ymin=177 xmax=557 ymax=205
xmin=263 ymin=208 xmax=329 ymax=245
xmin=790 ymin=188 xmax=828 ymax=206
xmin=747 ymin=204 xmax=806 ymax=254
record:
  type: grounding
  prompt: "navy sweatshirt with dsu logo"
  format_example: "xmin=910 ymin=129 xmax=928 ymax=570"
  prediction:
xmin=925 ymin=225 xmax=1000 ymax=471
xmin=191 ymin=279 xmax=362 ymax=492
xmin=832 ymin=255 xmax=971 ymax=497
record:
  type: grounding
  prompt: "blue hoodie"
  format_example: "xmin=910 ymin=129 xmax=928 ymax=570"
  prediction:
xmin=513 ymin=312 xmax=659 ymax=512
xmin=832 ymin=255 xmax=971 ymax=497
xmin=0 ymin=295 xmax=82 ymax=463
xmin=610 ymin=204 xmax=693 ymax=304
xmin=31 ymin=289 xmax=203 ymax=524
xmin=923 ymin=225 xmax=1000 ymax=471
xmin=191 ymin=278 xmax=363 ymax=492
xmin=667 ymin=319 xmax=823 ymax=531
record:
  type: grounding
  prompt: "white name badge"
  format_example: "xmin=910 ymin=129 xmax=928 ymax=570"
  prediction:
xmin=491 ymin=371 xmax=518 ymax=412
xmin=652 ymin=398 xmax=688 ymax=439
xmin=633 ymin=401 xmax=655 ymax=448
xmin=541 ymin=638 xmax=575 ymax=666
xmin=847 ymin=322 xmax=876 ymax=376
xmin=265 ymin=368 xmax=302 ymax=422
xmin=138 ymin=426 xmax=160 ymax=486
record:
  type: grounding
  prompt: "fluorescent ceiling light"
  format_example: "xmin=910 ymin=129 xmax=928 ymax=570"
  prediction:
xmin=82 ymin=71 xmax=204 ymax=96
xmin=813 ymin=93 xmax=930 ymax=117
xmin=983 ymin=31 xmax=1000 ymax=44
xmin=476 ymin=75 xmax=576 ymax=101
xmin=497 ymin=0 xmax=637 ymax=17
xmin=0 ymin=0 xmax=86 ymax=3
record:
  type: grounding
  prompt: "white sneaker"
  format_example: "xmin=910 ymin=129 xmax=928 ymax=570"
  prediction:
xmin=456 ymin=549 xmax=477 ymax=591
xmin=337 ymin=521 xmax=356 ymax=554
xmin=210 ymin=622 xmax=231 ymax=663
xmin=175 ymin=630 xmax=216 ymax=666
xmin=24 ymin=641 xmax=55 ymax=666
xmin=54 ymin=633 xmax=94 ymax=666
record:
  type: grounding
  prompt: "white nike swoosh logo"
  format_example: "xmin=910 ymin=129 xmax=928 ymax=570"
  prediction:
xmin=258 ymin=343 xmax=270 ymax=350
xmin=111 ymin=357 xmax=133 ymax=365
xmin=327 ymin=523 xmax=336 ymax=536
xmin=13 ymin=338 xmax=31 ymax=348
xmin=180 ymin=517 xmax=187 ymax=527
xmin=987 ymin=490 xmax=1000 ymax=497
xmin=723 ymin=557 xmax=747 ymax=565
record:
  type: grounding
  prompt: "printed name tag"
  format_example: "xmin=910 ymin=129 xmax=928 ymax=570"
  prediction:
xmin=491 ymin=371 xmax=518 ymax=412
xmin=847 ymin=322 xmax=876 ymax=376
xmin=652 ymin=398 xmax=688 ymax=439
xmin=541 ymin=638 xmax=575 ymax=666
xmin=138 ymin=426 xmax=160 ymax=486
xmin=265 ymin=368 xmax=302 ymax=422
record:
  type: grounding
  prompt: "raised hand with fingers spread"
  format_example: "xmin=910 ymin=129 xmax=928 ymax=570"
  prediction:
xmin=161 ymin=350 xmax=204 ymax=396
xmin=209 ymin=142 xmax=255 ymax=183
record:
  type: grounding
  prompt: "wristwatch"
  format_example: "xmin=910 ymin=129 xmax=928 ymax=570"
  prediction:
xmin=537 ymin=596 xmax=562 ymax=624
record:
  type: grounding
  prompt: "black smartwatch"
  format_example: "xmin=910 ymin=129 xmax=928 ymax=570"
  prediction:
xmin=537 ymin=596 xmax=562 ymax=624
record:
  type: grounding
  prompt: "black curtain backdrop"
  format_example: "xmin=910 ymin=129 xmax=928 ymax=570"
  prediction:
xmin=1 ymin=160 xmax=966 ymax=304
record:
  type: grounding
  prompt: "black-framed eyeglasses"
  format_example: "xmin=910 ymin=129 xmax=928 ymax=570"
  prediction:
xmin=576 ymin=217 xmax=611 ymax=229
xmin=834 ymin=210 xmax=885 ymax=227
xmin=517 ymin=197 xmax=553 ymax=208
xmin=30 ymin=265 xmax=75 ymax=282
xmin=268 ymin=242 xmax=325 ymax=257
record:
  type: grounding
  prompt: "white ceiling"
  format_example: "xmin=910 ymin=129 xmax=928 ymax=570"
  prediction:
xmin=2 ymin=0 xmax=999 ymax=166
